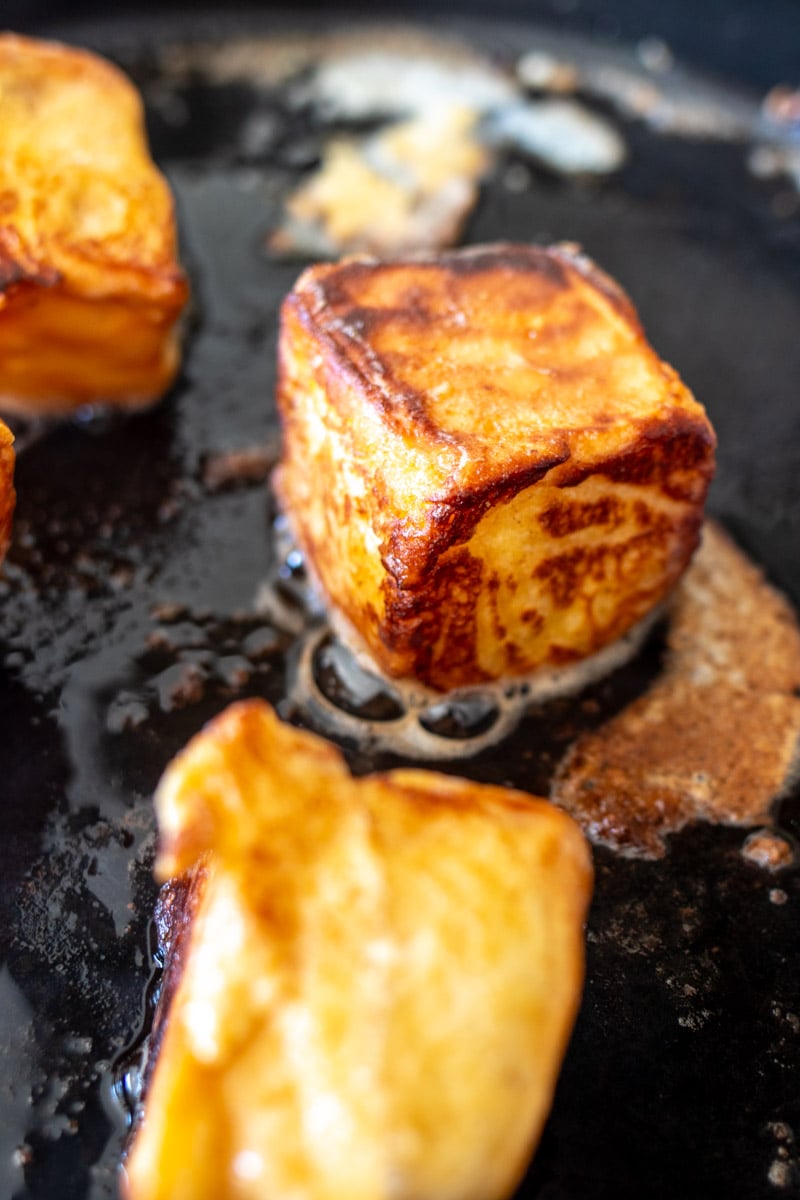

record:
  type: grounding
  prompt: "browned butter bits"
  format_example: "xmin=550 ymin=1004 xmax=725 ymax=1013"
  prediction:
xmin=0 ymin=34 xmax=188 ymax=416
xmin=124 ymin=699 xmax=591 ymax=1200
xmin=276 ymin=242 xmax=715 ymax=692
xmin=553 ymin=521 xmax=800 ymax=857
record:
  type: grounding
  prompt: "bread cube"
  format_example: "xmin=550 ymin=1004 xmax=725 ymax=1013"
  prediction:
xmin=276 ymin=243 xmax=716 ymax=691
xmin=0 ymin=34 xmax=188 ymax=416
xmin=125 ymin=699 xmax=591 ymax=1200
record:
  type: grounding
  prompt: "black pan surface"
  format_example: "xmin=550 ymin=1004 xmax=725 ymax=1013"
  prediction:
xmin=1 ymin=7 xmax=799 ymax=1200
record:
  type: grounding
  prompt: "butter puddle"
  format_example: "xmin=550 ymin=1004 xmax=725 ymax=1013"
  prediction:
xmin=552 ymin=521 xmax=800 ymax=857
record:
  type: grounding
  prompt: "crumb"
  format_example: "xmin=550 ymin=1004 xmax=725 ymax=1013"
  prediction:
xmin=768 ymin=1159 xmax=793 ymax=1187
xmin=241 ymin=627 xmax=282 ymax=660
xmin=215 ymin=655 xmax=252 ymax=688
xmin=742 ymin=829 xmax=795 ymax=871
xmin=150 ymin=602 xmax=188 ymax=623
xmin=155 ymin=662 xmax=207 ymax=712
xmin=106 ymin=696 xmax=149 ymax=734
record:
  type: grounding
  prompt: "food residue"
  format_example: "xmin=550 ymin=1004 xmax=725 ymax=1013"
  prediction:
xmin=552 ymin=521 xmax=800 ymax=857
xmin=269 ymin=106 xmax=488 ymax=257
xmin=741 ymin=829 xmax=795 ymax=871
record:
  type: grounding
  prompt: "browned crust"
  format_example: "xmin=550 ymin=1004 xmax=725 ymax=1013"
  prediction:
xmin=285 ymin=248 xmax=570 ymax=447
xmin=0 ymin=34 xmax=188 ymax=412
xmin=341 ymin=413 xmax=710 ymax=688
xmin=0 ymin=33 xmax=187 ymax=306
xmin=549 ymin=407 xmax=716 ymax=503
xmin=377 ymin=412 xmax=714 ymax=585
xmin=277 ymin=242 xmax=716 ymax=690
xmin=283 ymin=243 xmax=715 ymax=481
xmin=0 ymin=229 xmax=61 ymax=293
xmin=127 ymin=700 xmax=592 ymax=1199
xmin=0 ymin=422 xmax=16 ymax=567
xmin=551 ymin=521 xmax=800 ymax=856
xmin=373 ymin=512 xmax=705 ymax=690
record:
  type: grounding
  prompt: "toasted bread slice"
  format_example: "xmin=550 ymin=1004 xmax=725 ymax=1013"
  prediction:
xmin=276 ymin=243 xmax=716 ymax=691
xmin=0 ymin=34 xmax=188 ymax=416
xmin=0 ymin=420 xmax=14 ymax=564
xmin=125 ymin=699 xmax=591 ymax=1200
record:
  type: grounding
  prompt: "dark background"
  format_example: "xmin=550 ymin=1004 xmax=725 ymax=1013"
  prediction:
xmin=6 ymin=0 xmax=800 ymax=92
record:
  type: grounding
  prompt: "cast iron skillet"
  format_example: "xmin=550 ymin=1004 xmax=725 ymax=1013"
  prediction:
xmin=1 ymin=5 xmax=799 ymax=1199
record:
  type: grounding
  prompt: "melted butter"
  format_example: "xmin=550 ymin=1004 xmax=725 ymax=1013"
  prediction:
xmin=281 ymin=519 xmax=800 ymax=857
xmin=288 ymin=605 xmax=661 ymax=761
xmin=552 ymin=521 xmax=800 ymax=857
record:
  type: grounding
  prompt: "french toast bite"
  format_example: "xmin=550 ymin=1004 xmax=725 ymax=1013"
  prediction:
xmin=276 ymin=242 xmax=716 ymax=691
xmin=0 ymin=419 xmax=14 ymax=565
xmin=0 ymin=34 xmax=188 ymax=416
xmin=125 ymin=699 xmax=591 ymax=1200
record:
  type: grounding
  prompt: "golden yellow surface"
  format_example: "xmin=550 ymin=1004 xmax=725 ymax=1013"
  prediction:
xmin=0 ymin=419 xmax=14 ymax=565
xmin=125 ymin=700 xmax=592 ymax=1200
xmin=276 ymin=243 xmax=716 ymax=689
xmin=0 ymin=34 xmax=188 ymax=414
xmin=271 ymin=106 xmax=488 ymax=256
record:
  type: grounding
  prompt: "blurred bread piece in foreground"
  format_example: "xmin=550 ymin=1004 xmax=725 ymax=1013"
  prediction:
xmin=125 ymin=699 xmax=592 ymax=1200
xmin=0 ymin=34 xmax=188 ymax=416
xmin=0 ymin=420 xmax=14 ymax=565
xmin=276 ymin=242 xmax=716 ymax=691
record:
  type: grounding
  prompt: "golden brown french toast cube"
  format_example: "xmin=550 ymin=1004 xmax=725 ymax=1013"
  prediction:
xmin=276 ymin=242 xmax=716 ymax=691
xmin=0 ymin=34 xmax=188 ymax=416
xmin=0 ymin=420 xmax=14 ymax=565
xmin=125 ymin=699 xmax=591 ymax=1200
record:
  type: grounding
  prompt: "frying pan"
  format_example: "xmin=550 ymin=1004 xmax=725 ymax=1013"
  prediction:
xmin=1 ymin=3 xmax=799 ymax=1198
